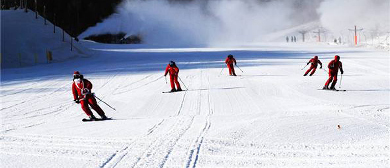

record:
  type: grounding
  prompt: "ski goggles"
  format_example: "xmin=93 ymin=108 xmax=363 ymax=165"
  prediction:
xmin=73 ymin=74 xmax=82 ymax=79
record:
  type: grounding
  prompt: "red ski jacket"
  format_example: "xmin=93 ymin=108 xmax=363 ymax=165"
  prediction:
xmin=308 ymin=58 xmax=322 ymax=68
xmin=225 ymin=57 xmax=236 ymax=65
xmin=164 ymin=64 xmax=179 ymax=76
xmin=72 ymin=79 xmax=93 ymax=100
xmin=328 ymin=60 xmax=343 ymax=75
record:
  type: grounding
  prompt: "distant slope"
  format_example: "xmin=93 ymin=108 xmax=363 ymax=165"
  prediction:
xmin=1 ymin=10 xmax=88 ymax=69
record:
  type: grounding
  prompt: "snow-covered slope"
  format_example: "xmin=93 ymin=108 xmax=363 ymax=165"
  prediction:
xmin=1 ymin=40 xmax=389 ymax=167
xmin=1 ymin=10 xmax=88 ymax=69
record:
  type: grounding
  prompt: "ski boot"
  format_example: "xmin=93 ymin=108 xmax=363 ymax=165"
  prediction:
xmin=322 ymin=86 xmax=329 ymax=90
xmin=100 ymin=114 xmax=108 ymax=120
xmin=177 ymin=88 xmax=182 ymax=91
xmin=89 ymin=115 xmax=97 ymax=121
xmin=170 ymin=88 xmax=177 ymax=92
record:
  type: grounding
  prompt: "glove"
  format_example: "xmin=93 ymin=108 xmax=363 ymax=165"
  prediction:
xmin=320 ymin=66 xmax=322 ymax=69
xmin=74 ymin=99 xmax=80 ymax=104
xmin=341 ymin=71 xmax=344 ymax=74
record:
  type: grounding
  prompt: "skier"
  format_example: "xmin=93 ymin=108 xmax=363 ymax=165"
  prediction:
xmin=164 ymin=61 xmax=182 ymax=92
xmin=286 ymin=36 xmax=289 ymax=43
xmin=72 ymin=71 xmax=108 ymax=120
xmin=323 ymin=55 xmax=344 ymax=90
xmin=304 ymin=56 xmax=322 ymax=76
xmin=225 ymin=54 xmax=237 ymax=76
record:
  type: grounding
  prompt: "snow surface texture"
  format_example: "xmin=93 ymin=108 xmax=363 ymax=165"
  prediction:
xmin=1 ymin=40 xmax=389 ymax=167
xmin=1 ymin=10 xmax=88 ymax=69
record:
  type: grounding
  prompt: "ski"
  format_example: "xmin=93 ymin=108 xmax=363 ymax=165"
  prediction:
xmin=318 ymin=89 xmax=346 ymax=92
xmin=162 ymin=90 xmax=187 ymax=93
xmin=82 ymin=118 xmax=112 ymax=122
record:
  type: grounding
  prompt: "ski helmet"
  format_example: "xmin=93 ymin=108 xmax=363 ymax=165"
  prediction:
xmin=228 ymin=54 xmax=233 ymax=58
xmin=169 ymin=61 xmax=175 ymax=66
xmin=73 ymin=71 xmax=83 ymax=79
xmin=335 ymin=55 xmax=340 ymax=61
xmin=314 ymin=56 xmax=318 ymax=59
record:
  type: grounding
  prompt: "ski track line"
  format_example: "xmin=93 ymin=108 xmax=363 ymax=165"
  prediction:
xmin=1 ymin=81 xmax=69 ymax=111
xmin=128 ymin=82 xmax=197 ymax=168
xmin=1 ymin=135 xmax=135 ymax=164
xmin=3 ymin=100 xmax=73 ymax=122
xmin=185 ymin=70 xmax=213 ymax=168
xmin=175 ymin=74 xmax=195 ymax=116
xmin=158 ymin=117 xmax=195 ymax=168
xmin=0 ymin=82 xmax=39 ymax=97
xmin=99 ymin=119 xmax=167 ymax=168
xmin=2 ymin=102 xmax=75 ymax=133
xmin=194 ymin=139 xmax=389 ymax=167
xmin=113 ymin=75 xmax=164 ymax=95
xmin=0 ymin=77 xmax=59 ymax=97
xmin=112 ymin=74 xmax=155 ymax=95
xmin=1 ymin=134 xmax=135 ymax=144
xmin=129 ymin=119 xmax=184 ymax=168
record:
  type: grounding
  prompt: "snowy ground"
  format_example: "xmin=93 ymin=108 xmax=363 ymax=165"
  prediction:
xmin=1 ymin=41 xmax=389 ymax=168
xmin=1 ymin=10 xmax=87 ymax=69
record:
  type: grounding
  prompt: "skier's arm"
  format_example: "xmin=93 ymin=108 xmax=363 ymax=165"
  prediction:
xmin=328 ymin=60 xmax=334 ymax=69
xmin=319 ymin=60 xmax=323 ymax=68
xmin=339 ymin=62 xmax=344 ymax=74
xmin=85 ymin=80 xmax=93 ymax=90
xmin=72 ymin=83 xmax=79 ymax=102
xmin=225 ymin=58 xmax=229 ymax=64
xmin=233 ymin=58 xmax=237 ymax=65
xmin=307 ymin=59 xmax=312 ymax=65
xmin=164 ymin=65 xmax=169 ymax=76
xmin=82 ymin=80 xmax=92 ymax=95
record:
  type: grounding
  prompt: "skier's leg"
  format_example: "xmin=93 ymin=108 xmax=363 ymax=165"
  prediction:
xmin=231 ymin=65 xmax=236 ymax=76
xmin=330 ymin=75 xmax=338 ymax=89
xmin=304 ymin=67 xmax=312 ymax=76
xmin=80 ymin=100 xmax=94 ymax=117
xmin=309 ymin=67 xmax=317 ymax=76
xmin=227 ymin=64 xmax=232 ymax=75
xmin=174 ymin=75 xmax=181 ymax=90
xmin=88 ymin=96 xmax=106 ymax=118
xmin=324 ymin=74 xmax=333 ymax=89
xmin=170 ymin=75 xmax=176 ymax=91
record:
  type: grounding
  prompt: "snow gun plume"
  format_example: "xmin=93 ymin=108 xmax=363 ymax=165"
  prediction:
xmin=80 ymin=0 xmax=324 ymax=46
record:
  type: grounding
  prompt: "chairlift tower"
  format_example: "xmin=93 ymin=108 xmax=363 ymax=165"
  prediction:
xmin=348 ymin=25 xmax=363 ymax=45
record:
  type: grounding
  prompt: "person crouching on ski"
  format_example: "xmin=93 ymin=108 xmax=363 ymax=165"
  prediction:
xmin=164 ymin=61 xmax=182 ymax=92
xmin=323 ymin=55 xmax=344 ymax=90
xmin=72 ymin=71 xmax=108 ymax=120
xmin=304 ymin=56 xmax=322 ymax=76
xmin=225 ymin=54 xmax=237 ymax=76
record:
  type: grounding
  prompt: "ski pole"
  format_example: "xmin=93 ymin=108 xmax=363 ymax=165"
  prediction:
xmin=164 ymin=75 xmax=167 ymax=84
xmin=301 ymin=64 xmax=308 ymax=70
xmin=219 ymin=67 xmax=225 ymax=75
xmin=93 ymin=94 xmax=116 ymax=111
xmin=235 ymin=64 xmax=244 ymax=73
xmin=339 ymin=74 xmax=343 ymax=88
xmin=178 ymin=76 xmax=188 ymax=90
xmin=322 ymin=68 xmax=328 ymax=74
